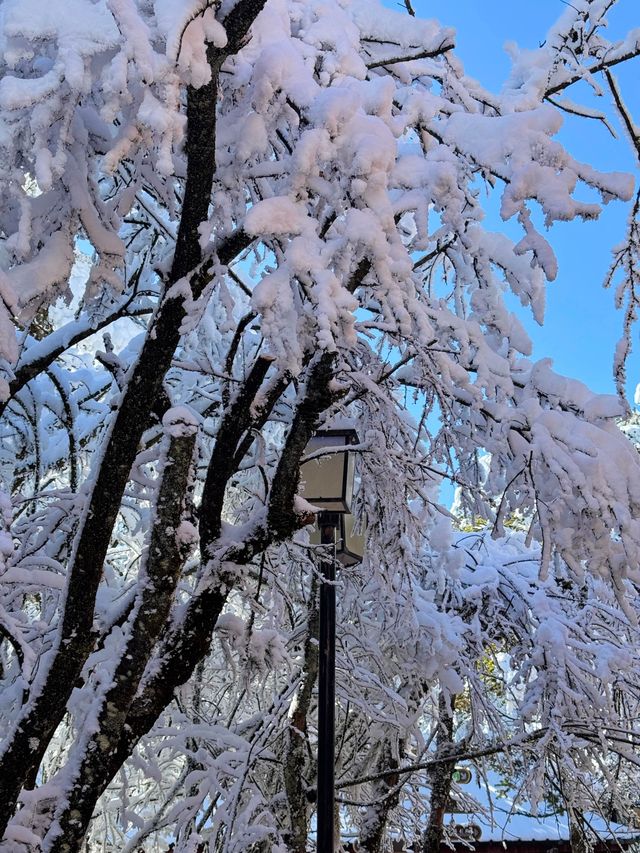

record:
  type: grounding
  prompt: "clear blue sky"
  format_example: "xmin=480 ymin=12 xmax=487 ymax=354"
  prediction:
xmin=390 ymin=0 xmax=640 ymax=398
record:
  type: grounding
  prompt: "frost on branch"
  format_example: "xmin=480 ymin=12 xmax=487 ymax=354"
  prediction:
xmin=0 ymin=0 xmax=639 ymax=849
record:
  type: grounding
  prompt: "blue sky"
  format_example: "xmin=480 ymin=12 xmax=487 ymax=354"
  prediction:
xmin=395 ymin=0 xmax=640 ymax=398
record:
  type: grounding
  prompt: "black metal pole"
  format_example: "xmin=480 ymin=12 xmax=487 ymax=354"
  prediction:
xmin=317 ymin=512 xmax=338 ymax=853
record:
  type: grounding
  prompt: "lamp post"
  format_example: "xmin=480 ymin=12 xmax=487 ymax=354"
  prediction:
xmin=317 ymin=511 xmax=338 ymax=853
xmin=299 ymin=429 xmax=362 ymax=853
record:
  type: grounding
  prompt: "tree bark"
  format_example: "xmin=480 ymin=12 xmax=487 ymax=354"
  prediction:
xmin=45 ymin=423 xmax=197 ymax=853
xmin=359 ymin=741 xmax=403 ymax=853
xmin=422 ymin=694 xmax=456 ymax=853
xmin=24 ymin=351 xmax=339 ymax=849
xmin=568 ymin=809 xmax=589 ymax=853
xmin=0 ymin=0 xmax=266 ymax=837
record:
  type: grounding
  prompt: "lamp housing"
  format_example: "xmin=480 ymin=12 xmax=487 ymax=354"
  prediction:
xmin=308 ymin=513 xmax=365 ymax=566
xmin=299 ymin=429 xmax=358 ymax=514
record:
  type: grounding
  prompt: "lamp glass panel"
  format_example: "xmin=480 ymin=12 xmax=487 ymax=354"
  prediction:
xmin=341 ymin=514 xmax=364 ymax=565
xmin=343 ymin=449 xmax=355 ymax=516
xmin=307 ymin=514 xmax=364 ymax=566
xmin=299 ymin=433 xmax=350 ymax=512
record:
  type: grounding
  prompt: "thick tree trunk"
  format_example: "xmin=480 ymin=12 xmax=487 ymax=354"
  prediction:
xmin=45 ymin=424 xmax=197 ymax=852
xmin=0 ymin=1 xmax=267 ymax=838
xmin=41 ymin=351 xmax=279 ymax=850
xmin=569 ymin=809 xmax=588 ymax=853
xmin=422 ymin=694 xmax=456 ymax=853
xmin=0 ymin=81 xmax=221 ymax=837
xmin=27 ymin=353 xmax=339 ymax=849
xmin=359 ymin=741 xmax=403 ymax=853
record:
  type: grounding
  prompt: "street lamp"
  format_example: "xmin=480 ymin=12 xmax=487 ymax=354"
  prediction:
xmin=299 ymin=429 xmax=362 ymax=853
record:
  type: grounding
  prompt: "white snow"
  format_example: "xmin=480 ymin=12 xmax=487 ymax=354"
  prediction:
xmin=162 ymin=406 xmax=200 ymax=437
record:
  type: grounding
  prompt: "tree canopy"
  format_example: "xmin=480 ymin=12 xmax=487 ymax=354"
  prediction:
xmin=0 ymin=0 xmax=639 ymax=850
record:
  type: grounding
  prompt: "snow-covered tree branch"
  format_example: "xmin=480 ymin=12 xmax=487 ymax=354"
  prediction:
xmin=0 ymin=0 xmax=639 ymax=849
